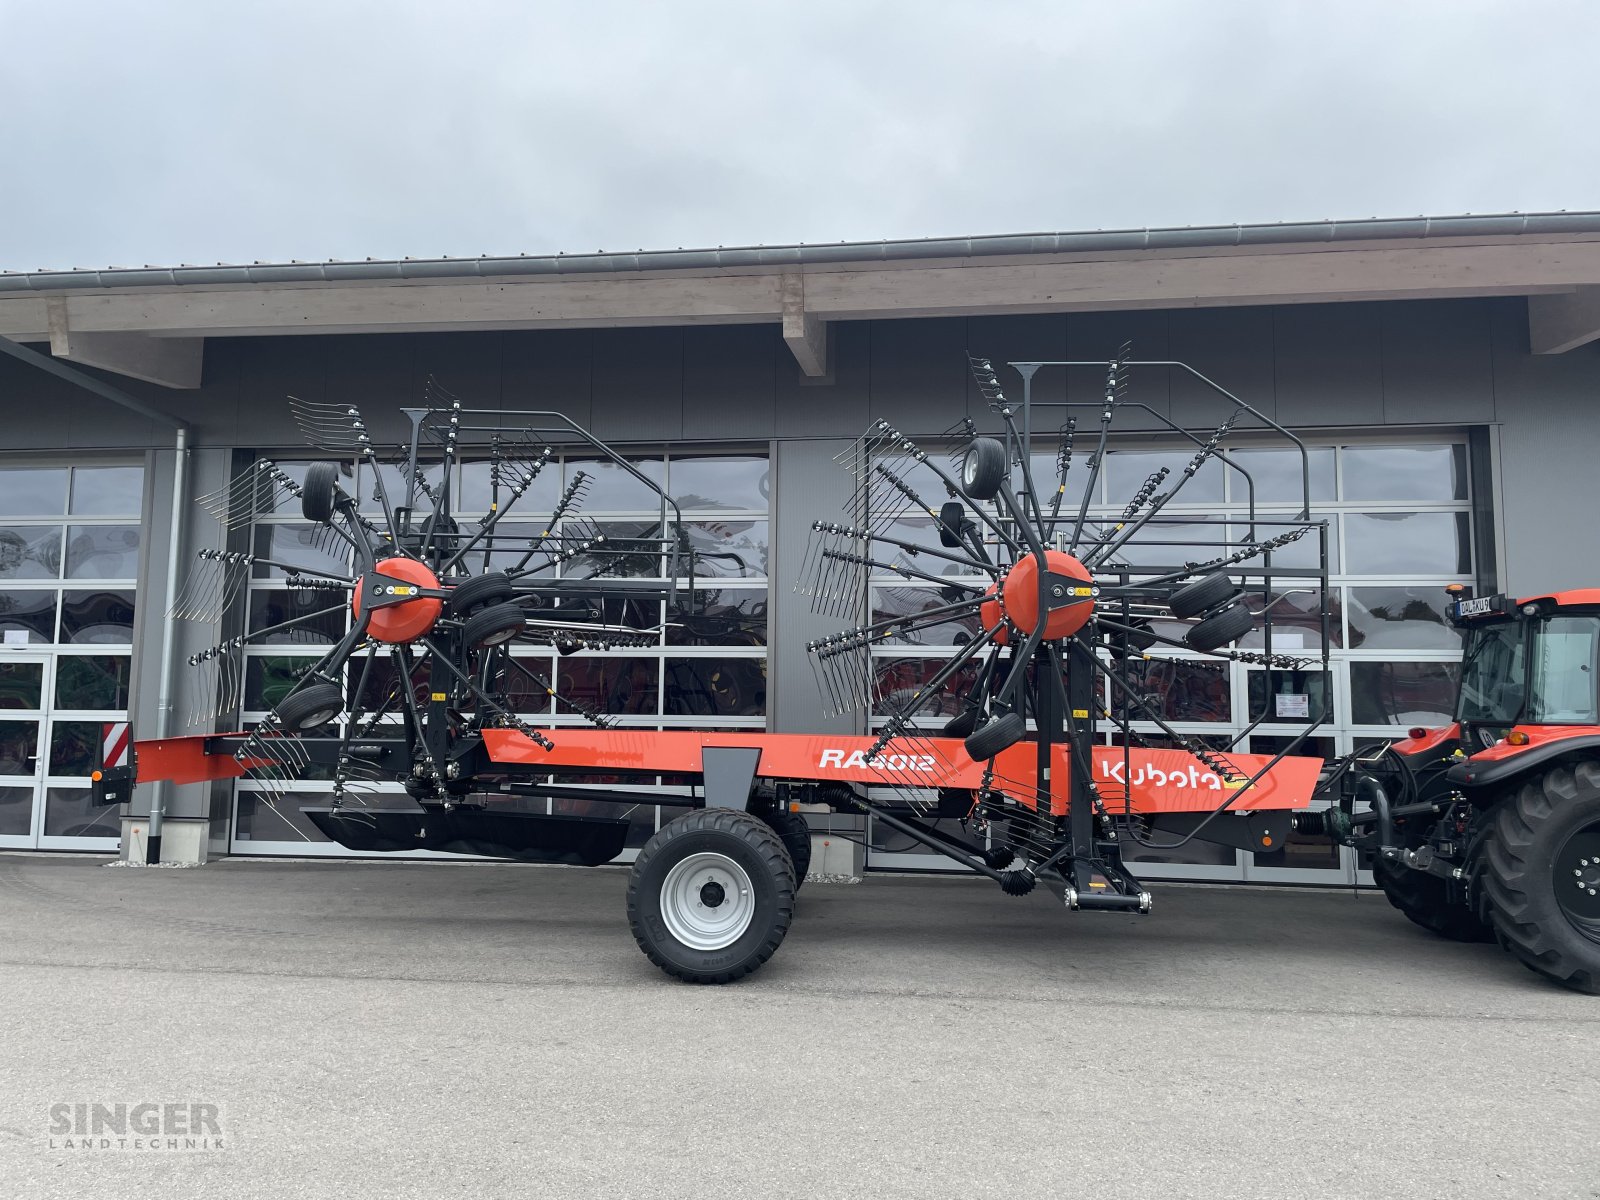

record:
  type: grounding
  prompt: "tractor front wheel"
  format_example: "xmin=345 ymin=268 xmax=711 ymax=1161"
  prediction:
xmin=1482 ymin=761 xmax=1600 ymax=994
xmin=1371 ymin=856 xmax=1492 ymax=943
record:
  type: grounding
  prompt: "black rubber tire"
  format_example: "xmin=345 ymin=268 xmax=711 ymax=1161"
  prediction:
xmin=1185 ymin=602 xmax=1254 ymax=652
xmin=301 ymin=462 xmax=340 ymax=524
xmin=462 ymin=602 xmax=525 ymax=648
xmin=1108 ymin=619 xmax=1158 ymax=659
xmin=275 ymin=682 xmax=344 ymax=732
xmin=960 ymin=437 xmax=1008 ymax=501
xmin=627 ymin=808 xmax=795 ymax=984
xmin=447 ymin=571 xmax=514 ymax=615
xmin=964 ymin=711 xmax=1025 ymax=761
xmin=937 ymin=501 xmax=967 ymax=549
xmin=1482 ymin=762 xmax=1600 ymax=994
xmin=942 ymin=707 xmax=981 ymax=740
xmin=1169 ymin=572 xmax=1237 ymax=620
xmin=760 ymin=808 xmax=812 ymax=889
xmin=1372 ymin=856 xmax=1493 ymax=943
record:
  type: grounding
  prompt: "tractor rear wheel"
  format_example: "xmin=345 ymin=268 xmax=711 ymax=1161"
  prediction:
xmin=1372 ymin=856 xmax=1492 ymax=943
xmin=759 ymin=808 xmax=812 ymax=890
xmin=1482 ymin=762 xmax=1600 ymax=994
xmin=627 ymin=808 xmax=795 ymax=984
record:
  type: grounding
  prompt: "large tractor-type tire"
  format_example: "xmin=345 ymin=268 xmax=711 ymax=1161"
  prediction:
xmin=1482 ymin=762 xmax=1600 ymax=994
xmin=1372 ymin=856 xmax=1493 ymax=943
xmin=627 ymin=808 xmax=796 ymax=984
xmin=759 ymin=808 xmax=812 ymax=890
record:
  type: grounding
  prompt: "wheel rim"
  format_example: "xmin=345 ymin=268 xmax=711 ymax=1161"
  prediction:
xmin=296 ymin=706 xmax=340 ymax=730
xmin=659 ymin=851 xmax=756 ymax=951
xmin=1555 ymin=822 xmax=1600 ymax=942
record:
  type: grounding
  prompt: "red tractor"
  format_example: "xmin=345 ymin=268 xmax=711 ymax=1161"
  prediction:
xmin=1321 ymin=586 xmax=1600 ymax=992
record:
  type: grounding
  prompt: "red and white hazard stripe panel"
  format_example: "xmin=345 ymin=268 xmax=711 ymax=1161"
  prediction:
xmin=101 ymin=722 xmax=131 ymax=770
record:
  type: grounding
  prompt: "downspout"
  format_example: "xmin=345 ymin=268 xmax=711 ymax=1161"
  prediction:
xmin=0 ymin=336 xmax=190 ymax=864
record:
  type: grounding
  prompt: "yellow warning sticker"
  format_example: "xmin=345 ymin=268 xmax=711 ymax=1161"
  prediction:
xmin=430 ymin=692 xmax=447 ymax=702
xmin=1072 ymin=708 xmax=1090 ymax=718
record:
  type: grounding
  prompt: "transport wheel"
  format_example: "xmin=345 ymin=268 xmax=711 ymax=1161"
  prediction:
xmin=446 ymin=571 xmax=514 ymax=615
xmin=628 ymin=808 xmax=795 ymax=984
xmin=960 ymin=437 xmax=1008 ymax=501
xmin=275 ymin=682 xmax=344 ymax=732
xmin=760 ymin=808 xmax=812 ymax=889
xmin=1372 ymin=856 xmax=1492 ymax=943
xmin=942 ymin=706 xmax=981 ymax=739
xmin=937 ymin=501 xmax=967 ymax=548
xmin=1169 ymin=572 xmax=1236 ymax=620
xmin=1482 ymin=762 xmax=1600 ymax=993
xmin=964 ymin=711 xmax=1025 ymax=762
xmin=461 ymin=602 xmax=525 ymax=648
xmin=301 ymin=461 xmax=339 ymax=523
xmin=1184 ymin=602 xmax=1254 ymax=652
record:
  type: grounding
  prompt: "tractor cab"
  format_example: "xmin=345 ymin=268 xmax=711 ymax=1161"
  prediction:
xmin=1450 ymin=589 xmax=1600 ymax=755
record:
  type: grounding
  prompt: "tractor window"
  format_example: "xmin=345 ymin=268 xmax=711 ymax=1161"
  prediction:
xmin=1528 ymin=616 xmax=1600 ymax=724
xmin=1456 ymin=622 xmax=1526 ymax=725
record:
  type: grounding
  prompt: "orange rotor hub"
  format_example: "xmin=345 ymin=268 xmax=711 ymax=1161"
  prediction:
xmin=352 ymin=557 xmax=443 ymax=644
xmin=980 ymin=583 xmax=1009 ymax=645
xmin=998 ymin=550 xmax=1096 ymax=639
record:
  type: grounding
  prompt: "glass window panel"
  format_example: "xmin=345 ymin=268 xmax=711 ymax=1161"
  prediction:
xmin=0 ymin=468 xmax=67 ymax=516
xmin=60 ymin=591 xmax=136 ymax=644
xmin=245 ymin=656 xmax=318 ymax=712
xmin=1346 ymin=587 xmax=1462 ymax=651
xmin=53 ymin=656 xmax=131 ymax=710
xmin=670 ymin=456 xmax=769 ymax=511
xmin=0 ymin=590 xmax=58 ymax=643
xmin=502 ymin=655 xmax=558 ymax=714
xmin=0 ymin=720 xmax=39 ymax=774
xmin=69 ymin=467 xmax=144 ymax=515
xmin=1223 ymin=447 xmax=1336 ymax=505
xmin=252 ymin=524 xmax=350 ymax=580
xmin=456 ymin=458 xmax=560 ymax=517
xmin=1238 ymin=588 xmax=1343 ymax=650
xmin=1246 ymin=668 xmax=1333 ymax=724
xmin=478 ymin=521 xmax=555 ymax=577
xmin=556 ymin=656 xmax=659 ymax=716
xmin=870 ymin=656 xmax=981 ymax=718
xmin=1110 ymin=658 xmax=1231 ymax=722
xmin=0 ymin=785 xmax=31 ymax=836
xmin=1105 ymin=449 xmax=1225 ymax=505
xmin=65 ymin=525 xmax=141 ymax=578
xmin=0 ymin=526 xmax=63 ymax=579
xmin=1029 ymin=451 xmax=1097 ymax=514
xmin=668 ymin=589 xmax=767 ymax=646
xmin=1232 ymin=512 xmax=1337 ymax=572
xmin=1344 ymin=512 xmax=1470 ymax=575
xmin=234 ymin=789 xmax=335 ymax=843
xmin=566 ymin=457 xmax=665 ymax=511
xmin=343 ymin=654 xmax=429 ymax=714
xmin=44 ymin=786 xmax=119 ymax=838
xmin=684 ymin=520 xmax=768 ymax=579
xmin=1350 ymin=661 xmax=1461 ymax=726
xmin=871 ymin=514 xmax=977 ymax=579
xmin=564 ymin=520 xmax=672 ymax=580
xmin=49 ymin=721 xmax=102 ymax=776
xmin=1341 ymin=444 xmax=1467 ymax=502
xmin=357 ymin=460 xmax=445 ymax=515
xmin=249 ymin=588 xmax=348 ymax=645
xmin=0 ymin=661 xmax=44 ymax=709
xmin=870 ymin=586 xmax=983 ymax=647
xmin=663 ymin=657 xmax=766 ymax=717
xmin=1116 ymin=518 xmax=1232 ymax=569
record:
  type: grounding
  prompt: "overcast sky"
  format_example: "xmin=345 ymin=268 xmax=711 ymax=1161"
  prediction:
xmin=2 ymin=0 xmax=1596 ymax=273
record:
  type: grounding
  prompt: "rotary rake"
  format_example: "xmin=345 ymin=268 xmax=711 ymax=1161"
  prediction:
xmin=110 ymin=356 xmax=1334 ymax=984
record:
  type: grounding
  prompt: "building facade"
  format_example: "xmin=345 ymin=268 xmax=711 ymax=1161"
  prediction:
xmin=3 ymin=214 xmax=1599 ymax=883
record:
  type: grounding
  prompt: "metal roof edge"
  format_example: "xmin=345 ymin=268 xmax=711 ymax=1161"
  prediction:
xmin=5 ymin=211 xmax=1599 ymax=294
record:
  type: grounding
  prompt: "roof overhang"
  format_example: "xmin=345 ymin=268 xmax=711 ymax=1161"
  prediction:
xmin=5 ymin=212 xmax=1600 ymax=388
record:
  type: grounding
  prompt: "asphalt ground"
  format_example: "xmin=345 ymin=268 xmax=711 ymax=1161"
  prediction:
xmin=1 ymin=853 xmax=1598 ymax=1200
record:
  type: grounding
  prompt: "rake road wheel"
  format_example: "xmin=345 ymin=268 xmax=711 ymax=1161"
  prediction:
xmin=275 ymin=682 xmax=344 ymax=732
xmin=1372 ymin=856 xmax=1492 ymax=943
xmin=1169 ymin=572 xmax=1237 ymax=620
xmin=1185 ymin=602 xmax=1254 ymax=653
xmin=942 ymin=706 xmax=981 ymax=740
xmin=759 ymin=808 xmax=813 ymax=889
xmin=964 ymin=710 xmax=1025 ymax=762
xmin=628 ymin=808 xmax=796 ymax=984
xmin=1483 ymin=763 xmax=1600 ymax=994
xmin=961 ymin=437 xmax=1008 ymax=502
xmin=462 ymin=602 xmax=525 ymax=648
xmin=301 ymin=462 xmax=340 ymax=524
xmin=447 ymin=571 xmax=514 ymax=615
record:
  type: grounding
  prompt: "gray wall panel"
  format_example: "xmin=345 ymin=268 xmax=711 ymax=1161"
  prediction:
xmin=591 ymin=327 xmax=683 ymax=443
xmin=1380 ymin=300 xmax=1496 ymax=424
xmin=1168 ymin=306 xmax=1277 ymax=427
xmin=1272 ymin=302 xmax=1385 ymax=428
xmin=500 ymin=328 xmax=594 ymax=430
xmin=868 ymin=318 xmax=969 ymax=435
xmin=682 ymin=325 xmax=777 ymax=441
xmin=774 ymin=321 xmax=871 ymax=438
